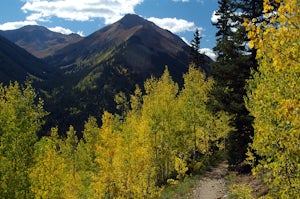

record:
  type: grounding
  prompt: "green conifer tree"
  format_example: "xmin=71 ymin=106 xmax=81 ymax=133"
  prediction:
xmin=210 ymin=0 xmax=263 ymax=169
xmin=190 ymin=28 xmax=202 ymax=67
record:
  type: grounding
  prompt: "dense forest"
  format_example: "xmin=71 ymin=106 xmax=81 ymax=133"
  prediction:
xmin=0 ymin=0 xmax=299 ymax=198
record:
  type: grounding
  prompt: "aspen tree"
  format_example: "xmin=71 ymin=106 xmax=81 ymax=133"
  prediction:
xmin=142 ymin=67 xmax=179 ymax=184
xmin=60 ymin=126 xmax=83 ymax=199
xmin=118 ymin=109 xmax=157 ymax=198
xmin=30 ymin=128 xmax=66 ymax=199
xmin=245 ymin=0 xmax=300 ymax=197
xmin=178 ymin=65 xmax=232 ymax=173
xmin=76 ymin=117 xmax=100 ymax=199
xmin=0 ymin=82 xmax=46 ymax=198
xmin=93 ymin=111 xmax=121 ymax=198
xmin=178 ymin=65 xmax=214 ymax=157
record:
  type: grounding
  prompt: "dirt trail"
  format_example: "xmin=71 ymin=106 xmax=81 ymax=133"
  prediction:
xmin=191 ymin=162 xmax=229 ymax=199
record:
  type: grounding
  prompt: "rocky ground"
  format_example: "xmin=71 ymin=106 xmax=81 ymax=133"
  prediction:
xmin=190 ymin=161 xmax=268 ymax=199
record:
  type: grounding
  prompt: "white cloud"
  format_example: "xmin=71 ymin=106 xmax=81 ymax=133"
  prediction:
xmin=48 ymin=26 xmax=73 ymax=34
xmin=199 ymin=48 xmax=217 ymax=61
xmin=0 ymin=21 xmax=38 ymax=30
xmin=48 ymin=26 xmax=85 ymax=36
xmin=147 ymin=17 xmax=199 ymax=33
xmin=211 ymin=10 xmax=219 ymax=24
xmin=76 ymin=31 xmax=85 ymax=37
xmin=21 ymin=0 xmax=144 ymax=24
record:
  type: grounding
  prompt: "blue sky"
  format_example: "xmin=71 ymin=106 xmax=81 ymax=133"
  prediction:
xmin=0 ymin=0 xmax=219 ymax=59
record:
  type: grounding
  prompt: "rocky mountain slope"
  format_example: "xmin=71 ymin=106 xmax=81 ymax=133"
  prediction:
xmin=45 ymin=14 xmax=201 ymax=78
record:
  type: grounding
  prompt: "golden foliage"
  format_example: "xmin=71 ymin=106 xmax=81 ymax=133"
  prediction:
xmin=245 ymin=0 xmax=300 ymax=197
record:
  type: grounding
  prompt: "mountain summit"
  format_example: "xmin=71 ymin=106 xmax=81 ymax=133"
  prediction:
xmin=118 ymin=14 xmax=156 ymax=29
xmin=44 ymin=14 xmax=193 ymax=77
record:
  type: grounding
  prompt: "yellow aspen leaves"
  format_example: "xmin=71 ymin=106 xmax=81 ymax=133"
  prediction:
xmin=30 ymin=129 xmax=67 ymax=199
xmin=245 ymin=0 xmax=300 ymax=197
xmin=0 ymin=82 xmax=46 ymax=198
xmin=174 ymin=157 xmax=188 ymax=180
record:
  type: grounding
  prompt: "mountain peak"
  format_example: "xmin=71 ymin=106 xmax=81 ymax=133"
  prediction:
xmin=19 ymin=25 xmax=49 ymax=32
xmin=118 ymin=14 xmax=154 ymax=29
xmin=45 ymin=13 xmax=198 ymax=71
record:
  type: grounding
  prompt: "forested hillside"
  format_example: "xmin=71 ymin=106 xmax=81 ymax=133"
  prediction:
xmin=0 ymin=0 xmax=299 ymax=198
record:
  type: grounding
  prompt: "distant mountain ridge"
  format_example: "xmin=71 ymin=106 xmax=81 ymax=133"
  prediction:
xmin=0 ymin=14 xmax=211 ymax=76
xmin=0 ymin=25 xmax=82 ymax=58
